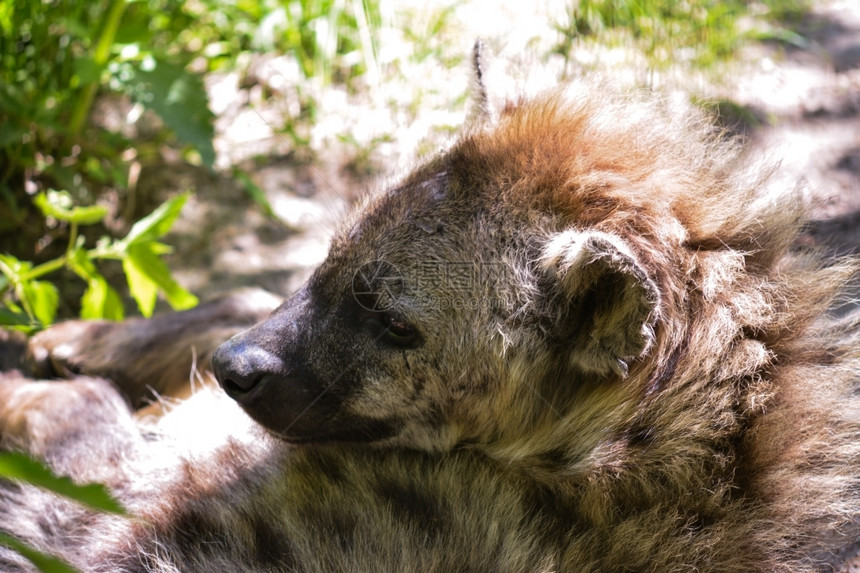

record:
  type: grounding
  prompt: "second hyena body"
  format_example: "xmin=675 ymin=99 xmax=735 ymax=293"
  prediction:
xmin=1 ymin=66 xmax=859 ymax=571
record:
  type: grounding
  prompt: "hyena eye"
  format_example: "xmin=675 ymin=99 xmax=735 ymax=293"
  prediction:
xmin=379 ymin=313 xmax=420 ymax=348
xmin=356 ymin=302 xmax=422 ymax=349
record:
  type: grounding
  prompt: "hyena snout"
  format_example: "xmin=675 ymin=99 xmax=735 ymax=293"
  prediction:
xmin=211 ymin=291 xmax=406 ymax=443
xmin=212 ymin=337 xmax=288 ymax=401
xmin=211 ymin=320 xmax=324 ymax=439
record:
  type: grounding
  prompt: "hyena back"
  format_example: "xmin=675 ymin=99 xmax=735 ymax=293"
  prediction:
xmin=1 ymin=61 xmax=859 ymax=572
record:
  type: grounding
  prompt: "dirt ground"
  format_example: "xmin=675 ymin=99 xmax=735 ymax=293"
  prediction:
xmin=734 ymin=0 xmax=860 ymax=256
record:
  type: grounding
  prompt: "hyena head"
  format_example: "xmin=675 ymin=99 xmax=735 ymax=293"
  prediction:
xmin=211 ymin=76 xmax=692 ymax=456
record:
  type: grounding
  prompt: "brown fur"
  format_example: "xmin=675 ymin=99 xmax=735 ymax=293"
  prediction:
xmin=0 ymin=61 xmax=858 ymax=572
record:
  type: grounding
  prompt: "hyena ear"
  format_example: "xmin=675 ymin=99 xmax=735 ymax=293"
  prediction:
xmin=469 ymin=39 xmax=492 ymax=121
xmin=467 ymin=39 xmax=510 ymax=125
xmin=540 ymin=230 xmax=660 ymax=378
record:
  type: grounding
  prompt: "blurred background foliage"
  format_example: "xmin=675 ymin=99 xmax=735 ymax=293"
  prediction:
xmin=557 ymin=0 xmax=809 ymax=69
xmin=0 ymin=0 xmax=385 ymax=238
xmin=0 ymin=0 xmax=810 ymax=331
xmin=0 ymin=0 xmax=386 ymax=328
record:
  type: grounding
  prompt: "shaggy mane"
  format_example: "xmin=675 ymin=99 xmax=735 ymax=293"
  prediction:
xmin=447 ymin=83 xmax=860 ymax=570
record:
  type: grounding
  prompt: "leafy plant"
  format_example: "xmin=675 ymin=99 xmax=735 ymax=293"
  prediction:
xmin=0 ymin=190 xmax=197 ymax=331
xmin=0 ymin=0 xmax=386 ymax=260
xmin=0 ymin=0 xmax=215 ymax=241
xmin=0 ymin=451 xmax=127 ymax=573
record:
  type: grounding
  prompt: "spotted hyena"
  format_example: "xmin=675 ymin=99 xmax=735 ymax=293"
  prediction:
xmin=1 ymin=48 xmax=859 ymax=572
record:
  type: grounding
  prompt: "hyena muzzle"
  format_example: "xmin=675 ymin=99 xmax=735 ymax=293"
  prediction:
xmin=1 ymin=47 xmax=859 ymax=572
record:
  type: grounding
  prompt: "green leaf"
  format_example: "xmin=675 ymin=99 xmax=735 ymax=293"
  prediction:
xmin=0 ymin=308 xmax=32 ymax=327
xmin=112 ymin=59 xmax=215 ymax=167
xmin=0 ymin=122 xmax=27 ymax=147
xmin=20 ymin=280 xmax=59 ymax=327
xmin=234 ymin=170 xmax=274 ymax=218
xmin=0 ymin=1 xmax=12 ymax=38
xmin=33 ymin=191 xmax=108 ymax=225
xmin=145 ymin=242 xmax=173 ymax=256
xmin=121 ymin=253 xmax=158 ymax=318
xmin=80 ymin=277 xmax=125 ymax=321
xmin=0 ymin=532 xmax=79 ymax=573
xmin=72 ymin=57 xmax=104 ymax=87
xmin=67 ymin=245 xmax=99 ymax=282
xmin=122 ymin=242 xmax=197 ymax=317
xmin=114 ymin=5 xmax=156 ymax=45
xmin=120 ymin=192 xmax=190 ymax=247
xmin=67 ymin=247 xmax=125 ymax=321
xmin=0 ymin=253 xmax=31 ymax=280
xmin=0 ymin=84 xmax=26 ymax=115
xmin=0 ymin=452 xmax=126 ymax=515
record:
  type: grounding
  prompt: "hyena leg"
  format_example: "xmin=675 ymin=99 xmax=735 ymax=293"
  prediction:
xmin=0 ymin=374 xmax=140 ymax=483
xmin=25 ymin=289 xmax=281 ymax=408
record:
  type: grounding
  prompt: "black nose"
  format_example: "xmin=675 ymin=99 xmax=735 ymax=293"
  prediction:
xmin=212 ymin=336 xmax=287 ymax=402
